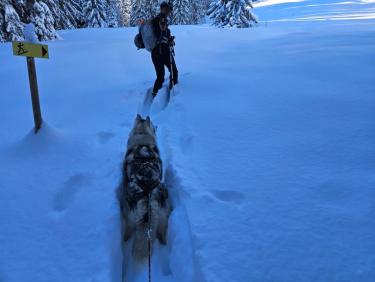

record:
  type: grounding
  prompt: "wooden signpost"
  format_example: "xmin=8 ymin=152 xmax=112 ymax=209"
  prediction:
xmin=12 ymin=41 xmax=49 ymax=133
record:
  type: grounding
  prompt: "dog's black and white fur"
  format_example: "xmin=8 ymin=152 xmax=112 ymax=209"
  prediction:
xmin=118 ymin=114 xmax=171 ymax=261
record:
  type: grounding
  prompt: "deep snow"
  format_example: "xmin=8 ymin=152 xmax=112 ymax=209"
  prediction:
xmin=1 ymin=0 xmax=375 ymax=281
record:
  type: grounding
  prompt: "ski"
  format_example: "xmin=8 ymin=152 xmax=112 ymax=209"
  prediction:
xmin=162 ymin=85 xmax=172 ymax=110
xmin=141 ymin=88 xmax=154 ymax=116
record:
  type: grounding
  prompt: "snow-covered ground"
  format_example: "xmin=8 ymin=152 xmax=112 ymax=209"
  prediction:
xmin=1 ymin=0 xmax=375 ymax=281
xmin=254 ymin=0 xmax=375 ymax=21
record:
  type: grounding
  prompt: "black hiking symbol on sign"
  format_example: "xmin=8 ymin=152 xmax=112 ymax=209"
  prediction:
xmin=17 ymin=42 xmax=28 ymax=55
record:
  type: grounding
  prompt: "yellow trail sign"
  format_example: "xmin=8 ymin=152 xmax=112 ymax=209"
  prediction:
xmin=12 ymin=41 xmax=49 ymax=59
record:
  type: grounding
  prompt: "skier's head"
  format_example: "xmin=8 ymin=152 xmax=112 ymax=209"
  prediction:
xmin=160 ymin=1 xmax=172 ymax=16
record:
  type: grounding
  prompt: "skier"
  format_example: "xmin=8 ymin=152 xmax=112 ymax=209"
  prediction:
xmin=150 ymin=2 xmax=178 ymax=97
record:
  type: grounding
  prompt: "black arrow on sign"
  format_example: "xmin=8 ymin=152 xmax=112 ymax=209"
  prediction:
xmin=42 ymin=46 xmax=48 ymax=57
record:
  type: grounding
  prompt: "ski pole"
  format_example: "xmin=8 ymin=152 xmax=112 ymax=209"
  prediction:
xmin=169 ymin=44 xmax=175 ymax=94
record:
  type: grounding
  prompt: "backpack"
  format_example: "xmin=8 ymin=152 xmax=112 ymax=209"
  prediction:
xmin=134 ymin=19 xmax=157 ymax=52
xmin=134 ymin=33 xmax=145 ymax=49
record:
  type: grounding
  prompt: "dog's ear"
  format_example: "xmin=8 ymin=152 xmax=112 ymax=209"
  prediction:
xmin=136 ymin=114 xmax=142 ymax=120
xmin=146 ymin=116 xmax=151 ymax=124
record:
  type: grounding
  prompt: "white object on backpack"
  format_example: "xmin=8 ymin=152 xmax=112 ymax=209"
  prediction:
xmin=140 ymin=19 xmax=157 ymax=52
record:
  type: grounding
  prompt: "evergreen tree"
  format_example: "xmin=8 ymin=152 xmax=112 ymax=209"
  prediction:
xmin=0 ymin=0 xmax=222 ymax=42
xmin=58 ymin=0 xmax=83 ymax=29
xmin=1 ymin=0 xmax=85 ymax=42
xmin=83 ymin=0 xmax=107 ymax=28
xmin=29 ymin=0 xmax=57 ymax=40
xmin=198 ymin=0 xmax=212 ymax=23
xmin=191 ymin=0 xmax=207 ymax=24
xmin=130 ymin=0 xmax=158 ymax=26
xmin=119 ymin=0 xmax=131 ymax=26
xmin=171 ymin=0 xmax=191 ymax=25
xmin=207 ymin=0 xmax=226 ymax=26
xmin=0 ymin=2 xmax=7 ymax=42
xmin=115 ymin=0 xmax=124 ymax=26
xmin=44 ymin=0 xmax=61 ymax=28
xmin=107 ymin=0 xmax=119 ymax=27
xmin=1 ymin=0 xmax=24 ymax=41
xmin=129 ymin=0 xmax=141 ymax=26
xmin=12 ymin=0 xmax=28 ymax=23
xmin=208 ymin=0 xmax=257 ymax=28
xmin=0 ymin=19 xmax=5 ymax=42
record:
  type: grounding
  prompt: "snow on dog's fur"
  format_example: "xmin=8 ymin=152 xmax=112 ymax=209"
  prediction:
xmin=118 ymin=114 xmax=171 ymax=261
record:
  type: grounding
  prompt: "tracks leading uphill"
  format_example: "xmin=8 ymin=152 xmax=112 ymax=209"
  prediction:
xmin=121 ymin=85 xmax=200 ymax=282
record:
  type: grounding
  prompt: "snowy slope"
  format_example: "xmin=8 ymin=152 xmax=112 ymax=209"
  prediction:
xmin=1 ymin=0 xmax=375 ymax=281
xmin=254 ymin=0 xmax=375 ymax=21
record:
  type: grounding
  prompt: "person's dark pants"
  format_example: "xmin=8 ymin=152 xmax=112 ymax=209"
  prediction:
xmin=151 ymin=44 xmax=178 ymax=94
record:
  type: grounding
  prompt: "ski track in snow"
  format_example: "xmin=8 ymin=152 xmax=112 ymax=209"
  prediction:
xmin=121 ymin=86 xmax=199 ymax=282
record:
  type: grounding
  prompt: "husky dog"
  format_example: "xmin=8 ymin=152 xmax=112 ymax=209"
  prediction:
xmin=118 ymin=114 xmax=171 ymax=261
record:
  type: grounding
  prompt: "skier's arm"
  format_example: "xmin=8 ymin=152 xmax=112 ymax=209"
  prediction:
xmin=167 ymin=29 xmax=175 ymax=45
xmin=151 ymin=17 xmax=161 ymax=39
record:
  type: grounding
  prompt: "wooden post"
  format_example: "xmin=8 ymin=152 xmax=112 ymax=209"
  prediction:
xmin=26 ymin=56 xmax=43 ymax=133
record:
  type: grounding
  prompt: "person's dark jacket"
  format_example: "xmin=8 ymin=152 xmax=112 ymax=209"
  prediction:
xmin=151 ymin=14 xmax=172 ymax=46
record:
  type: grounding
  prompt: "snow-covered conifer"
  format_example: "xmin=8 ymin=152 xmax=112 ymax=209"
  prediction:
xmin=130 ymin=0 xmax=158 ymax=26
xmin=44 ymin=0 xmax=60 ymax=27
xmin=191 ymin=0 xmax=208 ymax=24
xmin=0 ymin=4 xmax=6 ymax=42
xmin=58 ymin=0 xmax=83 ymax=29
xmin=129 ymin=0 xmax=142 ymax=26
xmin=29 ymin=0 xmax=57 ymax=40
xmin=83 ymin=0 xmax=108 ymax=28
xmin=119 ymin=0 xmax=131 ymax=26
xmin=1 ymin=2 xmax=24 ymax=41
xmin=208 ymin=0 xmax=257 ymax=28
xmin=12 ymin=0 xmax=28 ymax=23
xmin=106 ymin=0 xmax=119 ymax=27
xmin=171 ymin=0 xmax=191 ymax=24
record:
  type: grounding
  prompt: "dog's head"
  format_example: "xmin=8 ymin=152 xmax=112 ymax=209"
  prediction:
xmin=132 ymin=114 xmax=157 ymax=137
xmin=127 ymin=114 xmax=157 ymax=150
